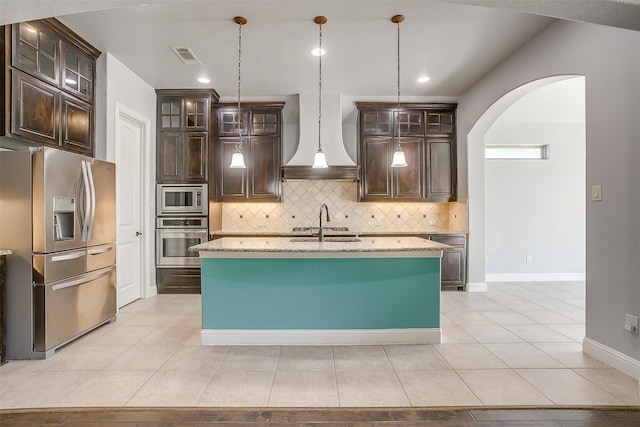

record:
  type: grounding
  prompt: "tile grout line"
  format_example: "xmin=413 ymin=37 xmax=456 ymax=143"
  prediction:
xmin=265 ymin=346 xmax=282 ymax=407
xmin=331 ymin=346 xmax=341 ymax=407
xmin=382 ymin=345 xmax=412 ymax=407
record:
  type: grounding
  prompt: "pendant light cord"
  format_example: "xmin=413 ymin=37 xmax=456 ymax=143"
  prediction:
xmin=236 ymin=20 xmax=243 ymax=148
xmin=397 ymin=19 xmax=400 ymax=111
xmin=396 ymin=18 xmax=401 ymax=145
xmin=318 ymin=21 xmax=323 ymax=152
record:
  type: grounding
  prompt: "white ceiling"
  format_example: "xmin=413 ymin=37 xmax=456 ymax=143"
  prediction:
xmin=1 ymin=0 xmax=638 ymax=100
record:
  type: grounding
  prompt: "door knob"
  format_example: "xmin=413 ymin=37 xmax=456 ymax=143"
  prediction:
xmin=136 ymin=231 xmax=142 ymax=236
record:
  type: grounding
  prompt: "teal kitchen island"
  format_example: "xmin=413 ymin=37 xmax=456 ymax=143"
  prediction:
xmin=190 ymin=236 xmax=449 ymax=345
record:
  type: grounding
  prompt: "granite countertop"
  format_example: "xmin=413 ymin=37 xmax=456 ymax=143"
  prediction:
xmin=0 ymin=250 xmax=12 ymax=256
xmin=211 ymin=229 xmax=468 ymax=237
xmin=190 ymin=236 xmax=451 ymax=253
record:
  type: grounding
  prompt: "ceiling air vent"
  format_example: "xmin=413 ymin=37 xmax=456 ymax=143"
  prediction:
xmin=171 ymin=47 xmax=200 ymax=64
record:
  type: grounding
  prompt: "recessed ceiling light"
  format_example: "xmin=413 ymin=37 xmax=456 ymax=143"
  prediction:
xmin=197 ymin=77 xmax=210 ymax=84
xmin=417 ymin=76 xmax=431 ymax=83
xmin=311 ymin=48 xmax=326 ymax=56
xmin=139 ymin=3 xmax=151 ymax=7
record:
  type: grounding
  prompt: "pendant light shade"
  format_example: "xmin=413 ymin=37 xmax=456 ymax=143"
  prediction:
xmin=390 ymin=14 xmax=408 ymax=168
xmin=391 ymin=148 xmax=408 ymax=168
xmin=312 ymin=148 xmax=328 ymax=168
xmin=230 ymin=149 xmax=247 ymax=168
xmin=229 ymin=16 xmax=247 ymax=169
xmin=312 ymin=16 xmax=329 ymax=168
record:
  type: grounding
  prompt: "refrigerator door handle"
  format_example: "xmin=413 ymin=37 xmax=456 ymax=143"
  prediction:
xmin=80 ymin=161 xmax=91 ymax=241
xmin=51 ymin=269 xmax=112 ymax=291
xmin=51 ymin=251 xmax=85 ymax=262
xmin=86 ymin=160 xmax=96 ymax=241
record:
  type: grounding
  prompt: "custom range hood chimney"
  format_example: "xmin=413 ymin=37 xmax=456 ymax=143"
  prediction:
xmin=283 ymin=93 xmax=359 ymax=180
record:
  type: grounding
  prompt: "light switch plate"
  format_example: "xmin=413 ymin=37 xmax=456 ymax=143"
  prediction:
xmin=592 ymin=184 xmax=602 ymax=201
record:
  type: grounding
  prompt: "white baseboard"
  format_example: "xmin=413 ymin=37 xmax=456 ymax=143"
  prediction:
xmin=146 ymin=285 xmax=158 ymax=298
xmin=467 ymin=282 xmax=487 ymax=292
xmin=486 ymin=273 xmax=586 ymax=282
xmin=583 ymin=337 xmax=640 ymax=384
xmin=201 ymin=328 xmax=441 ymax=346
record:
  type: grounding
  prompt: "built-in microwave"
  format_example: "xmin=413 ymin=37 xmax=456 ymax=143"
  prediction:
xmin=157 ymin=184 xmax=207 ymax=216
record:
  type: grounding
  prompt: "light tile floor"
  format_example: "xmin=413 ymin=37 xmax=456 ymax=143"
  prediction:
xmin=1 ymin=281 xmax=639 ymax=408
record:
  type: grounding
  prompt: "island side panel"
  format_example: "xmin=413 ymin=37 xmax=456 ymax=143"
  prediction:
xmin=201 ymin=257 xmax=440 ymax=330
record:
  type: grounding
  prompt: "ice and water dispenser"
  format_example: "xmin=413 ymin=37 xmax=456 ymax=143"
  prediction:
xmin=53 ymin=197 xmax=75 ymax=241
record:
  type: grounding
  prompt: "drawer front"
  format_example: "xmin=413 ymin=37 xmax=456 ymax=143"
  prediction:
xmin=33 ymin=249 xmax=87 ymax=284
xmin=426 ymin=235 xmax=466 ymax=247
xmin=87 ymin=243 xmax=116 ymax=272
xmin=34 ymin=266 xmax=116 ymax=351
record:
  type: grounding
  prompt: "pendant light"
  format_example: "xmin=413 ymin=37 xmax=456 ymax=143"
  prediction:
xmin=312 ymin=16 xmax=328 ymax=168
xmin=229 ymin=16 xmax=247 ymax=169
xmin=390 ymin=14 xmax=408 ymax=168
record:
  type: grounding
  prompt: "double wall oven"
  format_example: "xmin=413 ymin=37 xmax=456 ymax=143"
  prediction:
xmin=156 ymin=184 xmax=208 ymax=270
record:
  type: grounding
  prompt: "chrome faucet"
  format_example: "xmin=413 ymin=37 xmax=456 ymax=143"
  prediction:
xmin=318 ymin=203 xmax=330 ymax=242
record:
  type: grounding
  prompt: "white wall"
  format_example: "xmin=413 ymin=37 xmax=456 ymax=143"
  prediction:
xmin=103 ymin=53 xmax=157 ymax=298
xmin=104 ymin=53 xmax=156 ymax=163
xmin=485 ymin=78 xmax=586 ymax=279
xmin=458 ymin=20 xmax=640 ymax=371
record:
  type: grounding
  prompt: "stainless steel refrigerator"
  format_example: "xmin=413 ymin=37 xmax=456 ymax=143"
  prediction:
xmin=0 ymin=147 xmax=116 ymax=359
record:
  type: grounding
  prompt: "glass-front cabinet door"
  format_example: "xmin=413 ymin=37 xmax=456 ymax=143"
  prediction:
xmin=12 ymin=21 xmax=60 ymax=86
xmin=159 ymin=97 xmax=182 ymax=131
xmin=61 ymin=43 xmax=94 ymax=101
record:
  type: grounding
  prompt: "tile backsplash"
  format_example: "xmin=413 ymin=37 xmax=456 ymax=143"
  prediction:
xmin=219 ymin=181 xmax=468 ymax=232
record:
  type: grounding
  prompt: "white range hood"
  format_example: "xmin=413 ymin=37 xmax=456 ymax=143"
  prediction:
xmin=283 ymin=93 xmax=359 ymax=180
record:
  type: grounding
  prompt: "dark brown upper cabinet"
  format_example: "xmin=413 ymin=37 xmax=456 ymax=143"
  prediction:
xmin=157 ymin=132 xmax=208 ymax=183
xmin=2 ymin=19 xmax=101 ymax=156
xmin=360 ymin=135 xmax=424 ymax=201
xmin=217 ymin=110 xmax=249 ymax=136
xmin=10 ymin=70 xmax=60 ymax=146
xmin=61 ymin=92 xmax=93 ymax=155
xmin=214 ymin=103 xmax=283 ymax=202
xmin=156 ymin=89 xmax=219 ymax=184
xmin=11 ymin=21 xmax=60 ymax=86
xmin=61 ymin=42 xmax=94 ymax=102
xmin=356 ymin=103 xmax=457 ymax=202
xmin=158 ymin=93 xmax=212 ymax=132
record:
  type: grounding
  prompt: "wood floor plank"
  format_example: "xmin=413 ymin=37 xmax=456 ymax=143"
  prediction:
xmin=1 ymin=408 xmax=639 ymax=426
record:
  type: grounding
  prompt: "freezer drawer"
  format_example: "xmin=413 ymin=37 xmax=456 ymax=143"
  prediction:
xmin=87 ymin=243 xmax=116 ymax=272
xmin=33 ymin=249 xmax=87 ymax=284
xmin=33 ymin=266 xmax=116 ymax=352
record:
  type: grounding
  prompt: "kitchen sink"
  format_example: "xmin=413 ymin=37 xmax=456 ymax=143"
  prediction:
xmin=290 ymin=237 xmax=362 ymax=243
xmin=292 ymin=226 xmax=350 ymax=232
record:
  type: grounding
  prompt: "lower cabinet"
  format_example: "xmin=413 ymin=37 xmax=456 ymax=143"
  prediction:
xmin=422 ymin=234 xmax=467 ymax=291
xmin=156 ymin=268 xmax=201 ymax=294
xmin=352 ymin=232 xmax=468 ymax=291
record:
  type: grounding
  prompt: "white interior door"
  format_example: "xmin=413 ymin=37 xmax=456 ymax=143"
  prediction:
xmin=115 ymin=111 xmax=144 ymax=307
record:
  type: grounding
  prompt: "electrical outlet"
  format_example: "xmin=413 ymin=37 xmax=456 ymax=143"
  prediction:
xmin=526 ymin=255 xmax=533 ymax=263
xmin=625 ymin=314 xmax=639 ymax=335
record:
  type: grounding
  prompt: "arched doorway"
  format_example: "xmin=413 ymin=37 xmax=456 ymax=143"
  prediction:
xmin=466 ymin=75 xmax=585 ymax=291
xmin=484 ymin=77 xmax=586 ymax=282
